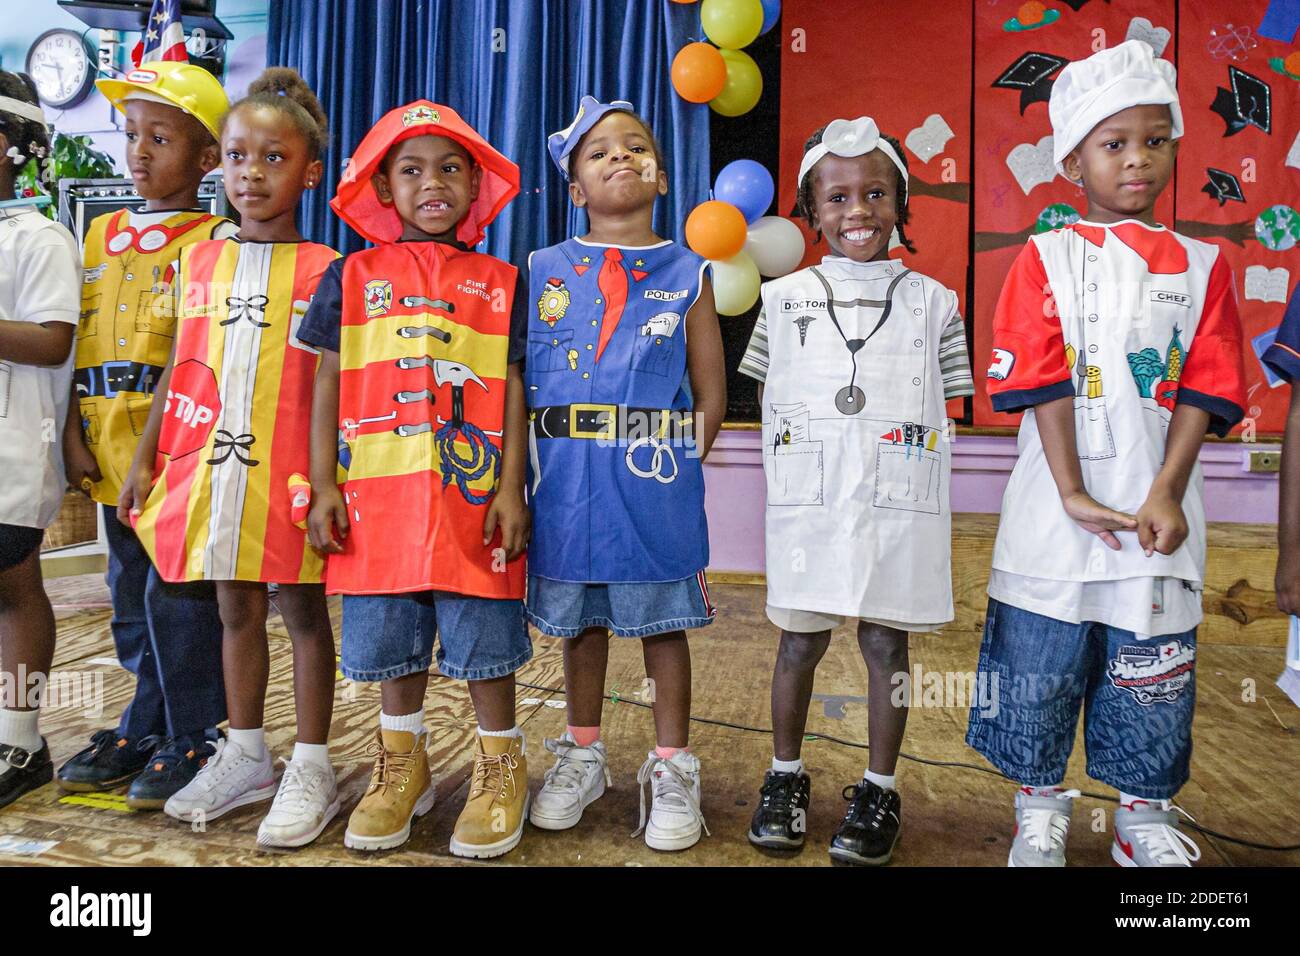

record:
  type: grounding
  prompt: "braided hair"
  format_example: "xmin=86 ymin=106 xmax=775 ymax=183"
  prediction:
xmin=793 ymin=124 xmax=916 ymax=254
xmin=226 ymin=67 xmax=329 ymax=159
xmin=0 ymin=71 xmax=49 ymax=174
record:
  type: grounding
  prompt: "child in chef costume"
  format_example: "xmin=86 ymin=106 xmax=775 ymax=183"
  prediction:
xmin=738 ymin=116 xmax=974 ymax=865
xmin=0 ymin=75 xmax=80 ymax=809
xmin=966 ymin=41 xmax=1247 ymax=868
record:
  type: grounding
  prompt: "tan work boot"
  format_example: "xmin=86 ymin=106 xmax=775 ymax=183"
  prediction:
xmin=343 ymin=729 xmax=435 ymax=851
xmin=449 ymin=733 xmax=528 ymax=859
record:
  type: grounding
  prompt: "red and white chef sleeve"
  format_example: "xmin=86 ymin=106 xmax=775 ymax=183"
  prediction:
xmin=1177 ymin=253 xmax=1247 ymax=437
xmin=986 ymin=240 xmax=1073 ymax=413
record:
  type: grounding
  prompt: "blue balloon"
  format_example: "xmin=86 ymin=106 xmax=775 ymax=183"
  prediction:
xmin=760 ymin=0 xmax=781 ymax=34
xmin=713 ymin=159 xmax=775 ymax=224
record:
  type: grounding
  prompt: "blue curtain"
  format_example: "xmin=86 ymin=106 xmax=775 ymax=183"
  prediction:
xmin=266 ymin=0 xmax=710 ymax=264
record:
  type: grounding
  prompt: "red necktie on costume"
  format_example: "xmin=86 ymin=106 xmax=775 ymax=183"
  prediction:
xmin=595 ymin=247 xmax=629 ymax=363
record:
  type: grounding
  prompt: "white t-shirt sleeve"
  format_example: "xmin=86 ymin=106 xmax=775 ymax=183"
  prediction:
xmin=16 ymin=230 xmax=80 ymax=327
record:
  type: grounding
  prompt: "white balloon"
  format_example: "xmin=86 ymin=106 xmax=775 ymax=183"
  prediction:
xmin=744 ymin=215 xmax=806 ymax=277
xmin=710 ymin=250 xmax=761 ymax=316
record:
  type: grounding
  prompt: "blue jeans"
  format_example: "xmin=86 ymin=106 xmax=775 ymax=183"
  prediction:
xmin=102 ymin=505 xmax=226 ymax=743
xmin=966 ymin=598 xmax=1196 ymax=799
xmin=527 ymin=573 xmax=716 ymax=638
xmin=340 ymin=592 xmax=531 ymax=682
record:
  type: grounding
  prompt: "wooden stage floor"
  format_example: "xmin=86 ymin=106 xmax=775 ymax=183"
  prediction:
xmin=2 ymin=573 xmax=1297 ymax=868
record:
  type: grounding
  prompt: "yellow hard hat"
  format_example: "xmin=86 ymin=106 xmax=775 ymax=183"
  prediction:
xmin=96 ymin=61 xmax=229 ymax=142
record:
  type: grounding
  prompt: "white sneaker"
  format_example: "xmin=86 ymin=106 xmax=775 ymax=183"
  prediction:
xmin=163 ymin=738 xmax=276 ymax=823
xmin=529 ymin=734 xmax=611 ymax=831
xmin=256 ymin=758 xmax=341 ymax=848
xmin=1112 ymin=802 xmax=1202 ymax=867
xmin=634 ymin=750 xmax=709 ymax=851
xmin=1008 ymin=788 xmax=1081 ymax=867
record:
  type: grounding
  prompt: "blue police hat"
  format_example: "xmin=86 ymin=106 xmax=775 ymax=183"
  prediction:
xmin=547 ymin=95 xmax=636 ymax=179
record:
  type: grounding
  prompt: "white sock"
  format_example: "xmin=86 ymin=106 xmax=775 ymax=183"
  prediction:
xmin=1119 ymin=791 xmax=1170 ymax=811
xmin=380 ymin=709 xmax=425 ymax=736
xmin=478 ymin=725 xmax=520 ymax=738
xmin=864 ymin=769 xmax=896 ymax=791
xmin=772 ymin=756 xmax=803 ymax=774
xmin=227 ymin=727 xmax=266 ymax=761
xmin=291 ymin=741 xmax=331 ymax=771
xmin=1019 ymin=785 xmax=1060 ymax=801
xmin=0 ymin=709 xmax=41 ymax=766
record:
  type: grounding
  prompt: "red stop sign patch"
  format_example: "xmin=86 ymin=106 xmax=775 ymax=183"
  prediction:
xmin=160 ymin=359 xmax=222 ymax=459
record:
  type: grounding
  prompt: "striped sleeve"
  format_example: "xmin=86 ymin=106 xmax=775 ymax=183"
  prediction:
xmin=738 ymin=306 xmax=769 ymax=383
xmin=938 ymin=306 xmax=974 ymax=400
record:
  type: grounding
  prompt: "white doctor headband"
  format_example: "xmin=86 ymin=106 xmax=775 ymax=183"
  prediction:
xmin=0 ymin=95 xmax=48 ymax=128
xmin=797 ymin=117 xmax=908 ymax=199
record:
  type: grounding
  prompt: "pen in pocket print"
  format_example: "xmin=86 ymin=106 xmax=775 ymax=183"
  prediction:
xmin=1066 ymin=342 xmax=1116 ymax=461
xmin=766 ymin=402 xmax=823 ymax=506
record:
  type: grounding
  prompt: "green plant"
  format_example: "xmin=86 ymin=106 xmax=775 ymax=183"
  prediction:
xmin=17 ymin=131 xmax=117 ymax=218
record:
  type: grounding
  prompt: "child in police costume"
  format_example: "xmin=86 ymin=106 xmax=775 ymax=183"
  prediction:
xmin=57 ymin=60 xmax=232 ymax=809
xmin=738 ymin=116 xmax=974 ymax=865
xmin=967 ymin=41 xmax=1247 ymax=867
xmin=525 ymin=97 xmax=727 ymax=852
xmin=301 ymin=101 xmax=532 ymax=858
xmin=125 ymin=69 xmax=340 ymax=848
xmin=0 ymin=74 xmax=81 ymax=809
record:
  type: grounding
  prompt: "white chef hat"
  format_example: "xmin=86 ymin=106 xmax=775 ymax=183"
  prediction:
xmin=1049 ymin=39 xmax=1182 ymax=176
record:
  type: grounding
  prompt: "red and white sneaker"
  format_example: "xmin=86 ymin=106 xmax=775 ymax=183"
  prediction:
xmin=1112 ymin=801 xmax=1201 ymax=867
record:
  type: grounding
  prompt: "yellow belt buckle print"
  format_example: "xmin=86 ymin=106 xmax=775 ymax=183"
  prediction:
xmin=569 ymin=403 xmax=617 ymax=440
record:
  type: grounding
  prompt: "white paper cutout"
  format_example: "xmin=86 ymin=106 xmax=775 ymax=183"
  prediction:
xmin=1244 ymin=265 xmax=1291 ymax=303
xmin=1126 ymin=17 xmax=1172 ymax=57
xmin=1006 ymin=135 xmax=1059 ymax=194
xmin=905 ymin=113 xmax=955 ymax=163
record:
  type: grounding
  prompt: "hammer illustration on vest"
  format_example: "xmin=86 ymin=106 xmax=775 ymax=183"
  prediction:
xmin=394 ymin=360 xmax=493 ymax=438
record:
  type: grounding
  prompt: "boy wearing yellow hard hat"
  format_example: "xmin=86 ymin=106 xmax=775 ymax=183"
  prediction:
xmin=58 ymin=59 xmax=236 ymax=809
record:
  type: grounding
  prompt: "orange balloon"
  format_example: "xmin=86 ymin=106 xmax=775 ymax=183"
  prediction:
xmin=670 ymin=0 xmax=698 ymax=3
xmin=672 ymin=42 xmax=727 ymax=103
xmin=685 ymin=200 xmax=748 ymax=260
xmin=1018 ymin=1 xmax=1045 ymax=25
xmin=1285 ymin=51 xmax=1300 ymax=75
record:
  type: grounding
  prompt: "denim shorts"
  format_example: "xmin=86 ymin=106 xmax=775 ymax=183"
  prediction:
xmin=527 ymin=572 xmax=716 ymax=638
xmin=966 ymin=598 xmax=1196 ymax=799
xmin=340 ymin=591 xmax=532 ymax=683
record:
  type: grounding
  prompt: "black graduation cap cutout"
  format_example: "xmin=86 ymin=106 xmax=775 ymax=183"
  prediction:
xmin=1058 ymin=0 xmax=1095 ymax=11
xmin=993 ymin=52 xmax=1069 ymax=114
xmin=1202 ymin=168 xmax=1245 ymax=206
xmin=1210 ymin=66 xmax=1272 ymax=136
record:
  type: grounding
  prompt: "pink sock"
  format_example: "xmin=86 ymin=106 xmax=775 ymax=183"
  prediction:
xmin=655 ymin=744 xmax=689 ymax=759
xmin=567 ymin=725 xmax=600 ymax=747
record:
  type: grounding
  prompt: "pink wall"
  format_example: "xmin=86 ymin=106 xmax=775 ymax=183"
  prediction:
xmin=704 ymin=430 xmax=1281 ymax=575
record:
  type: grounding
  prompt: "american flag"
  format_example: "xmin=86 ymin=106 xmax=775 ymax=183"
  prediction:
xmin=133 ymin=0 xmax=187 ymax=67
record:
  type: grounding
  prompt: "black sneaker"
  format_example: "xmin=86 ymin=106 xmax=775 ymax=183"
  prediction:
xmin=748 ymin=769 xmax=812 ymax=850
xmin=829 ymin=779 xmax=901 ymax=866
xmin=56 ymin=729 xmax=149 ymax=793
xmin=0 ymin=739 xmax=54 ymax=809
xmin=126 ymin=734 xmax=220 ymax=810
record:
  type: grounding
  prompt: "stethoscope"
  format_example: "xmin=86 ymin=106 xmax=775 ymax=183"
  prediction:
xmin=808 ymin=265 xmax=911 ymax=415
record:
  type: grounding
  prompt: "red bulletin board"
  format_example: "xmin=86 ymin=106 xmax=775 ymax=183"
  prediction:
xmin=779 ymin=0 xmax=973 ymax=419
xmin=1174 ymin=0 xmax=1300 ymax=438
xmin=778 ymin=0 xmax=1298 ymax=436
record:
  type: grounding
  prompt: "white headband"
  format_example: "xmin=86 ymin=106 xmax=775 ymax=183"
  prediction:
xmin=0 ymin=95 xmax=47 ymax=127
xmin=797 ymin=117 xmax=907 ymax=199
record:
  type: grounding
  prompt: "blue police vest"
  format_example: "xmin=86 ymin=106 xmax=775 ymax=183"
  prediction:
xmin=526 ymin=238 xmax=709 ymax=583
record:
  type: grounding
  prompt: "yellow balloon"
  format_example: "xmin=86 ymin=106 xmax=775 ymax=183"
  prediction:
xmin=709 ymin=49 xmax=763 ymax=117
xmin=701 ymin=0 xmax=764 ymax=50
xmin=710 ymin=251 xmax=761 ymax=316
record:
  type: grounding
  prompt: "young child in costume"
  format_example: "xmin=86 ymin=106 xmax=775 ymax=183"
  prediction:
xmin=0 ymin=73 xmax=81 ymax=809
xmin=58 ymin=60 xmax=233 ymax=809
xmin=525 ymin=97 xmax=727 ymax=852
xmin=1265 ymin=290 xmax=1300 ymax=620
xmin=301 ymin=101 xmax=532 ymax=858
xmin=738 ymin=117 xmax=974 ymax=865
xmin=124 ymin=69 xmax=340 ymax=848
xmin=966 ymin=41 xmax=1246 ymax=868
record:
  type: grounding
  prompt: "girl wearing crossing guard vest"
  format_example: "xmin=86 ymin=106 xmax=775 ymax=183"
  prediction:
xmin=123 ymin=68 xmax=341 ymax=849
xmin=0 ymin=73 xmax=81 ymax=810
xmin=300 ymin=101 xmax=534 ymax=858
xmin=738 ymin=116 xmax=974 ymax=864
xmin=967 ymin=41 xmax=1247 ymax=868
xmin=525 ymin=97 xmax=727 ymax=851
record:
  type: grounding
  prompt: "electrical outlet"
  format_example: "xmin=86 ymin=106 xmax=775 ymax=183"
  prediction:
xmin=1247 ymin=449 xmax=1281 ymax=473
